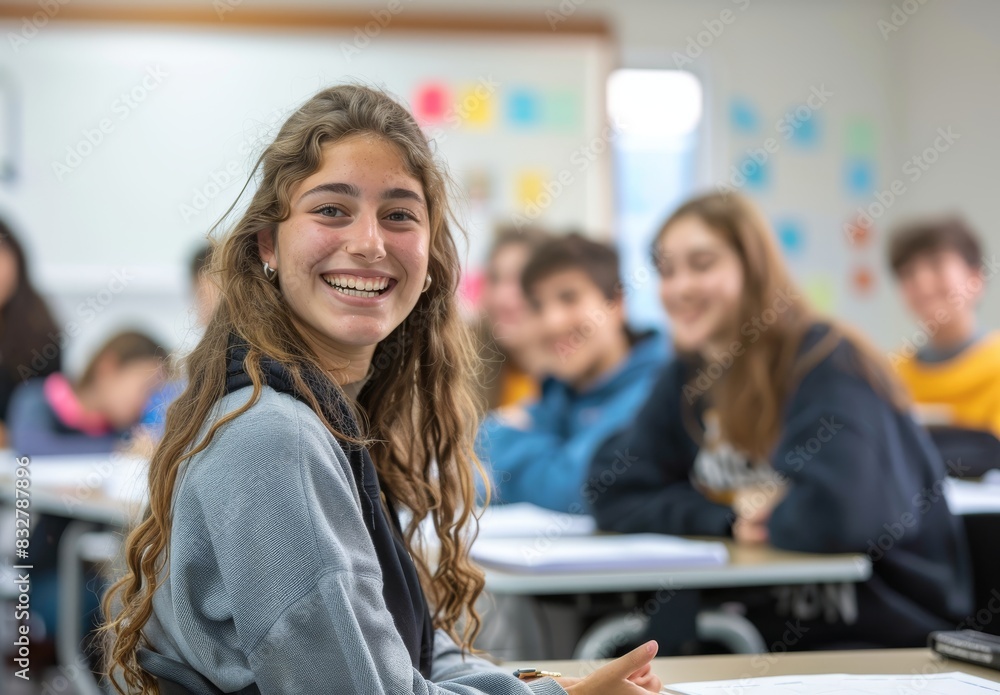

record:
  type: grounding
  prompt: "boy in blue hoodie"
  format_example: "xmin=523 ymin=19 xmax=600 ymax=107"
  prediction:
xmin=477 ymin=233 xmax=667 ymax=513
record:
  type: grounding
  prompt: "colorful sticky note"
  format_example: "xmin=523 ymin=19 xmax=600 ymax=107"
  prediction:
xmin=735 ymin=155 xmax=768 ymax=190
xmin=516 ymin=170 xmax=547 ymax=208
xmin=775 ymin=219 xmax=805 ymax=256
xmin=844 ymin=214 xmax=875 ymax=248
xmin=845 ymin=159 xmax=875 ymax=196
xmin=729 ymin=97 xmax=760 ymax=134
xmin=507 ymin=88 xmax=542 ymax=128
xmin=459 ymin=269 xmax=486 ymax=307
xmin=456 ymin=85 xmax=494 ymax=127
xmin=465 ymin=169 xmax=492 ymax=204
xmin=851 ymin=265 xmax=876 ymax=296
xmin=804 ymin=274 xmax=837 ymax=313
xmin=789 ymin=114 xmax=820 ymax=148
xmin=413 ymin=83 xmax=450 ymax=124
xmin=544 ymin=90 xmax=581 ymax=130
xmin=846 ymin=119 xmax=877 ymax=157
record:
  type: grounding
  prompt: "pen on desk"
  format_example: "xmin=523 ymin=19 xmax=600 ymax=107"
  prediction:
xmin=513 ymin=668 xmax=563 ymax=680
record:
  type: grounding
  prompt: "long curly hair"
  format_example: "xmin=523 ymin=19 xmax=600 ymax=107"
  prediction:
xmin=100 ymin=84 xmax=488 ymax=693
xmin=656 ymin=191 xmax=908 ymax=460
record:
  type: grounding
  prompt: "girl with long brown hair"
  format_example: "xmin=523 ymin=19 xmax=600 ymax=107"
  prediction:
xmin=0 ymin=219 xmax=63 ymax=446
xmin=101 ymin=85 xmax=660 ymax=695
xmin=590 ymin=191 xmax=972 ymax=649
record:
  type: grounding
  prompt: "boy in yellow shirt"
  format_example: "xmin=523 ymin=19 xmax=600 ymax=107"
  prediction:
xmin=889 ymin=216 xmax=1000 ymax=437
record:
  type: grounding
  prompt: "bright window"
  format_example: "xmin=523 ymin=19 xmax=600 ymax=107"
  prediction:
xmin=607 ymin=69 xmax=703 ymax=330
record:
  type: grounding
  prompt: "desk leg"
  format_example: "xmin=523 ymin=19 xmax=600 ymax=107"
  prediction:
xmin=644 ymin=589 xmax=699 ymax=656
xmin=56 ymin=520 xmax=105 ymax=695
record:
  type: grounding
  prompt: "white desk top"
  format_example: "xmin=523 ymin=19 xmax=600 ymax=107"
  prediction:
xmin=510 ymin=649 xmax=1000 ymax=690
xmin=480 ymin=537 xmax=870 ymax=595
xmin=0 ymin=452 xmax=146 ymax=526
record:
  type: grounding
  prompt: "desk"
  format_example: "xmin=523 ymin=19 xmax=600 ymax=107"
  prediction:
xmin=481 ymin=539 xmax=870 ymax=595
xmin=0 ymin=454 xmax=144 ymax=694
xmin=513 ymin=648 xmax=1000 ymax=691
xmin=477 ymin=537 xmax=870 ymax=661
xmin=0 ymin=453 xmax=146 ymax=527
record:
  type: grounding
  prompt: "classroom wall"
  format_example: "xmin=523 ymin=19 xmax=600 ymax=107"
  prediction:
xmin=4 ymin=0 xmax=997 ymax=374
xmin=883 ymin=0 xmax=1000 ymax=348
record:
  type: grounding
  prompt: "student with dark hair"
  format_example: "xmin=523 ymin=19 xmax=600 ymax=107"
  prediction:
xmin=134 ymin=244 xmax=219 ymax=441
xmin=888 ymin=216 xmax=1000 ymax=436
xmin=189 ymin=242 xmax=220 ymax=328
xmin=590 ymin=191 xmax=972 ymax=649
xmin=477 ymin=233 xmax=667 ymax=513
xmin=8 ymin=330 xmax=166 ymax=456
xmin=0 ymin=219 xmax=63 ymax=447
xmin=477 ymin=226 xmax=550 ymax=410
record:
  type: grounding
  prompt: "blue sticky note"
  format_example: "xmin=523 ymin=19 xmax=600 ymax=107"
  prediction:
xmin=775 ymin=219 xmax=805 ymax=257
xmin=790 ymin=114 xmax=819 ymax=147
xmin=507 ymin=88 xmax=541 ymax=127
xmin=734 ymin=155 xmax=768 ymax=190
xmin=730 ymin=98 xmax=759 ymax=134
xmin=845 ymin=159 xmax=875 ymax=196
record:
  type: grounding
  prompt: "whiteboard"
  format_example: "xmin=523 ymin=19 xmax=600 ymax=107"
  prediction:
xmin=0 ymin=23 xmax=612 ymax=299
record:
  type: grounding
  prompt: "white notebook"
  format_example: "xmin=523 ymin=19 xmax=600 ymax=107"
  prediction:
xmin=476 ymin=502 xmax=597 ymax=539
xmin=945 ymin=476 xmax=1000 ymax=516
xmin=470 ymin=533 xmax=728 ymax=574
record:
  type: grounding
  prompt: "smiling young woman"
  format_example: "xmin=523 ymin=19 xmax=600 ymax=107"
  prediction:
xmin=100 ymin=85 xmax=660 ymax=695
xmin=590 ymin=190 xmax=973 ymax=651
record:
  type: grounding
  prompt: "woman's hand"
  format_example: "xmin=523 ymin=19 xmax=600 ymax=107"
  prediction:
xmin=732 ymin=483 xmax=787 ymax=545
xmin=493 ymin=405 xmax=532 ymax=430
xmin=552 ymin=641 xmax=662 ymax=694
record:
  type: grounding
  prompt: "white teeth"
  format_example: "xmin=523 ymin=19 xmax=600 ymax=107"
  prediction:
xmin=322 ymin=274 xmax=391 ymax=297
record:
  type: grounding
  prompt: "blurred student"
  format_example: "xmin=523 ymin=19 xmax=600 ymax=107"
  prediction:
xmin=135 ymin=244 xmax=219 ymax=440
xmin=0 ymin=220 xmax=62 ymax=448
xmin=889 ymin=216 xmax=1000 ymax=436
xmin=7 ymin=330 xmax=166 ymax=456
xmin=590 ymin=192 xmax=972 ymax=648
xmin=478 ymin=227 xmax=549 ymax=409
xmin=478 ymin=234 xmax=667 ymax=513
xmin=190 ymin=242 xmax=220 ymax=328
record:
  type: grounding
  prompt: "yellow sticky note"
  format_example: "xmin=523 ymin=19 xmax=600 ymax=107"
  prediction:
xmin=517 ymin=171 xmax=547 ymax=209
xmin=456 ymin=85 xmax=494 ymax=127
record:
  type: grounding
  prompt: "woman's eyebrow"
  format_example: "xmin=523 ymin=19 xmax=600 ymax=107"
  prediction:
xmin=297 ymin=182 xmax=424 ymax=206
xmin=381 ymin=187 xmax=425 ymax=205
xmin=298 ymin=182 xmax=361 ymax=203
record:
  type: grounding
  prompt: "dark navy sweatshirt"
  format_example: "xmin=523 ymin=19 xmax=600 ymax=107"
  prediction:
xmin=589 ymin=324 xmax=973 ymax=647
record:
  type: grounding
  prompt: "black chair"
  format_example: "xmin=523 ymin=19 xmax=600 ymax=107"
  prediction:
xmin=962 ymin=513 xmax=1000 ymax=636
xmin=928 ymin=425 xmax=1000 ymax=478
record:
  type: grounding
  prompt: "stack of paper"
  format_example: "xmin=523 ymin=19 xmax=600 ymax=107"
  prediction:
xmin=666 ymin=672 xmax=1000 ymax=694
xmin=476 ymin=502 xmax=597 ymax=538
xmin=945 ymin=477 xmax=1000 ymax=516
xmin=470 ymin=533 xmax=728 ymax=574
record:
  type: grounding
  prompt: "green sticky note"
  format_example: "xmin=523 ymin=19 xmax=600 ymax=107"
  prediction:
xmin=846 ymin=119 xmax=876 ymax=157
xmin=804 ymin=274 xmax=837 ymax=313
xmin=545 ymin=90 xmax=581 ymax=130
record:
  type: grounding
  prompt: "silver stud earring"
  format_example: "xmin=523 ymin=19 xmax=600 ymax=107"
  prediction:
xmin=422 ymin=274 xmax=432 ymax=292
xmin=262 ymin=261 xmax=277 ymax=281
